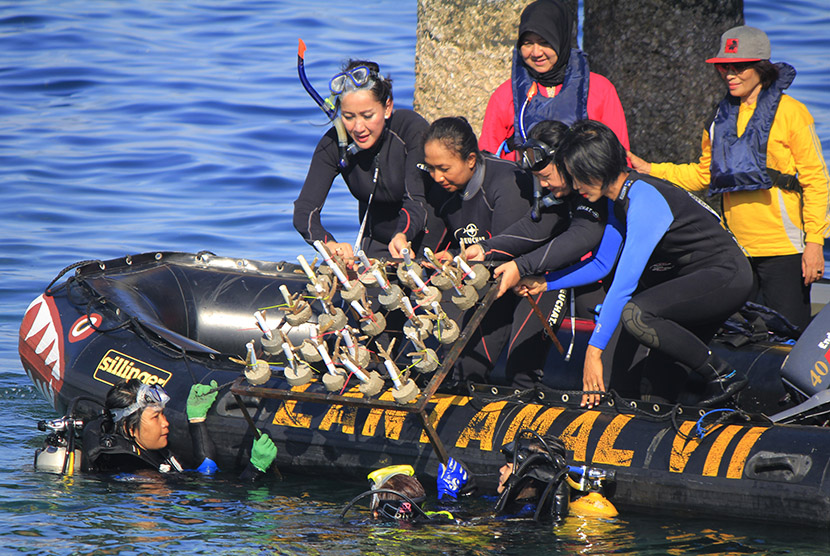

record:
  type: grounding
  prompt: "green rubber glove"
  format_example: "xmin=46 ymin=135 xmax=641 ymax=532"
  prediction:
xmin=186 ymin=380 xmax=219 ymax=423
xmin=250 ymin=432 xmax=277 ymax=473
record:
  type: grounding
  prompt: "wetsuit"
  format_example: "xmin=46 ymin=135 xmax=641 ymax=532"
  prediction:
xmin=473 ymin=194 xmax=612 ymax=387
xmin=545 ymin=173 xmax=753 ymax=398
xmin=294 ymin=109 xmax=444 ymax=257
xmin=427 ymin=155 xmax=535 ymax=385
xmin=430 ymin=154 xmax=533 ymax=252
xmin=81 ymin=415 xmax=185 ymax=474
xmin=651 ymin=65 xmax=830 ymax=330
xmin=81 ymin=415 xmax=264 ymax=480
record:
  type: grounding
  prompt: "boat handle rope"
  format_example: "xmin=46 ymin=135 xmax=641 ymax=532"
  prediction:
xmin=44 ymin=259 xmax=101 ymax=296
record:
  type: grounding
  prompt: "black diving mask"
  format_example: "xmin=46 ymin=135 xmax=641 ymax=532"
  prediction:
xmin=517 ymin=138 xmax=556 ymax=172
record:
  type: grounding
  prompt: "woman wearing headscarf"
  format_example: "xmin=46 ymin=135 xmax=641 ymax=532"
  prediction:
xmin=479 ymin=0 xmax=629 ymax=159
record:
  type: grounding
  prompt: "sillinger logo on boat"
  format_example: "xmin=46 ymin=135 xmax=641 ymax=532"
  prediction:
xmin=94 ymin=350 xmax=172 ymax=387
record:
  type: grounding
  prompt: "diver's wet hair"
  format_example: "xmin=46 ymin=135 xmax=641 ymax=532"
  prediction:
xmin=556 ymin=119 xmax=627 ymax=192
xmin=527 ymin=120 xmax=569 ymax=150
xmin=373 ymin=474 xmax=426 ymax=508
xmin=343 ymin=59 xmax=393 ymax=105
xmin=424 ymin=116 xmax=481 ymax=163
xmin=105 ymin=379 xmax=144 ymax=438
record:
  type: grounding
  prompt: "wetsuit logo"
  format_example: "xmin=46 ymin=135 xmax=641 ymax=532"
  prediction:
xmin=547 ymin=289 xmax=569 ymax=329
xmin=648 ymin=262 xmax=675 ymax=272
xmin=94 ymin=350 xmax=172 ymax=387
xmin=454 ymin=223 xmax=486 ymax=247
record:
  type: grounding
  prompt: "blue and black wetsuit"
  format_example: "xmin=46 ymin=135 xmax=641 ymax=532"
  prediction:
xmin=546 ymin=173 xmax=752 ymax=397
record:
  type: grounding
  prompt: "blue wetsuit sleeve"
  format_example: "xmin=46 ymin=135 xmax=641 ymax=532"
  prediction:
xmin=542 ymin=205 xmax=623 ymax=289
xmin=589 ymin=183 xmax=673 ymax=350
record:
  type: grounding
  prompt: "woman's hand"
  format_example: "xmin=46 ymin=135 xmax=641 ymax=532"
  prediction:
xmin=464 ymin=244 xmax=485 ymax=262
xmin=388 ymin=233 xmax=408 ymax=259
xmin=627 ymin=151 xmax=652 ymax=175
xmin=513 ymin=276 xmax=547 ymax=297
xmin=326 ymin=241 xmax=354 ymax=266
xmin=493 ymin=261 xmax=521 ymax=298
xmin=581 ymin=345 xmax=605 ymax=409
xmin=802 ymin=242 xmax=825 ymax=285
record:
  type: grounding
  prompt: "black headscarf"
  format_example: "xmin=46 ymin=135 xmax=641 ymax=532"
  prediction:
xmin=517 ymin=0 xmax=574 ymax=87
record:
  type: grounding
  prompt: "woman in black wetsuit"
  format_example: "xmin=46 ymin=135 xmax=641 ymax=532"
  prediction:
xmin=293 ymin=60 xmax=442 ymax=260
xmin=464 ymin=120 xmax=612 ymax=388
xmin=419 ymin=116 xmax=535 ymax=385
xmin=81 ymin=379 xmax=276 ymax=479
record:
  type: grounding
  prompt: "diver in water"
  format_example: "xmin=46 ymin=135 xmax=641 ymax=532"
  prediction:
xmin=76 ymin=379 xmax=276 ymax=479
xmin=494 ymin=432 xmax=571 ymax=522
xmin=341 ymin=464 xmax=458 ymax=524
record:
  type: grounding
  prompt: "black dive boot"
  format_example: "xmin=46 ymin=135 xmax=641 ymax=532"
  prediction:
xmin=695 ymin=352 xmax=748 ymax=407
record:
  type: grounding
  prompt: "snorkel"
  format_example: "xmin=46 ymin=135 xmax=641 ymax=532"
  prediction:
xmin=517 ymin=85 xmax=545 ymax=222
xmin=297 ymin=39 xmax=353 ymax=168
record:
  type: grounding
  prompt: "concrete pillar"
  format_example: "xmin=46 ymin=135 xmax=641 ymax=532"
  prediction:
xmin=584 ymin=0 xmax=742 ymax=161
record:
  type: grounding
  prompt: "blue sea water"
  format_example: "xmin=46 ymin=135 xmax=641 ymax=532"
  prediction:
xmin=1 ymin=0 xmax=829 ymax=553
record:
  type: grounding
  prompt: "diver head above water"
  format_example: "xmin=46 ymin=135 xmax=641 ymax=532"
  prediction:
xmin=107 ymin=379 xmax=171 ymax=451
xmin=341 ymin=464 xmax=434 ymax=523
xmin=496 ymin=429 xmax=571 ymax=522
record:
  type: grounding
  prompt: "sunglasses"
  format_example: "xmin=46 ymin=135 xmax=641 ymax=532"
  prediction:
xmin=715 ymin=62 xmax=755 ymax=76
xmin=329 ymin=66 xmax=374 ymax=94
xmin=517 ymin=138 xmax=556 ymax=172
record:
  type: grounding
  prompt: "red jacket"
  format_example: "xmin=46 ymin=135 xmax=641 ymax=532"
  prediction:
xmin=479 ymin=73 xmax=630 ymax=159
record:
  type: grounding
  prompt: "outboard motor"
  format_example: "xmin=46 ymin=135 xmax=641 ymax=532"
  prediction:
xmin=780 ymin=303 xmax=830 ymax=398
xmin=773 ymin=304 xmax=830 ymax=422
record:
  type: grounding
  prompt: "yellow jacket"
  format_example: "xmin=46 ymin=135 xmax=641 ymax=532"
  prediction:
xmin=652 ymin=94 xmax=830 ymax=257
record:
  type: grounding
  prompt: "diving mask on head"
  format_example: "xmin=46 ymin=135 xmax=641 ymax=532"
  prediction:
xmin=496 ymin=429 xmax=571 ymax=522
xmin=517 ymin=138 xmax=556 ymax=172
xmin=110 ymin=383 xmax=170 ymax=424
xmin=329 ymin=65 xmax=375 ymax=94
xmin=369 ymin=464 xmax=427 ymax=521
xmin=368 ymin=465 xmax=418 ymax=507
xmin=340 ymin=464 xmax=429 ymax=522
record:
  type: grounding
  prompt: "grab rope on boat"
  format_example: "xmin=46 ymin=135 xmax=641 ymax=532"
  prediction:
xmin=44 ymin=259 xmax=101 ymax=296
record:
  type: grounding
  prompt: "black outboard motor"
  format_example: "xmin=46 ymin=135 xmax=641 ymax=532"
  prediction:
xmin=773 ymin=304 xmax=830 ymax=422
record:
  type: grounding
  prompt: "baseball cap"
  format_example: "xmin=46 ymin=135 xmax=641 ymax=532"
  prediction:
xmin=706 ymin=25 xmax=770 ymax=64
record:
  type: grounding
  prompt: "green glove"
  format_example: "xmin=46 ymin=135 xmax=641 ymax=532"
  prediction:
xmin=186 ymin=380 xmax=219 ymax=423
xmin=250 ymin=432 xmax=277 ymax=473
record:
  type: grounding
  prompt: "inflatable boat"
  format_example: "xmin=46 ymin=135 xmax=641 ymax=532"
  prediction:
xmin=19 ymin=251 xmax=830 ymax=527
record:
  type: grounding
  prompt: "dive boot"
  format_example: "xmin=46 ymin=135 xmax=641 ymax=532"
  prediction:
xmin=696 ymin=352 xmax=748 ymax=407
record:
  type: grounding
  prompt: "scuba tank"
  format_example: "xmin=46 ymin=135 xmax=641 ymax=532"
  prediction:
xmin=34 ymin=417 xmax=83 ymax=475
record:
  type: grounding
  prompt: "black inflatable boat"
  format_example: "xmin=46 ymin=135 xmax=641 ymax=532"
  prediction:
xmin=19 ymin=251 xmax=830 ymax=527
